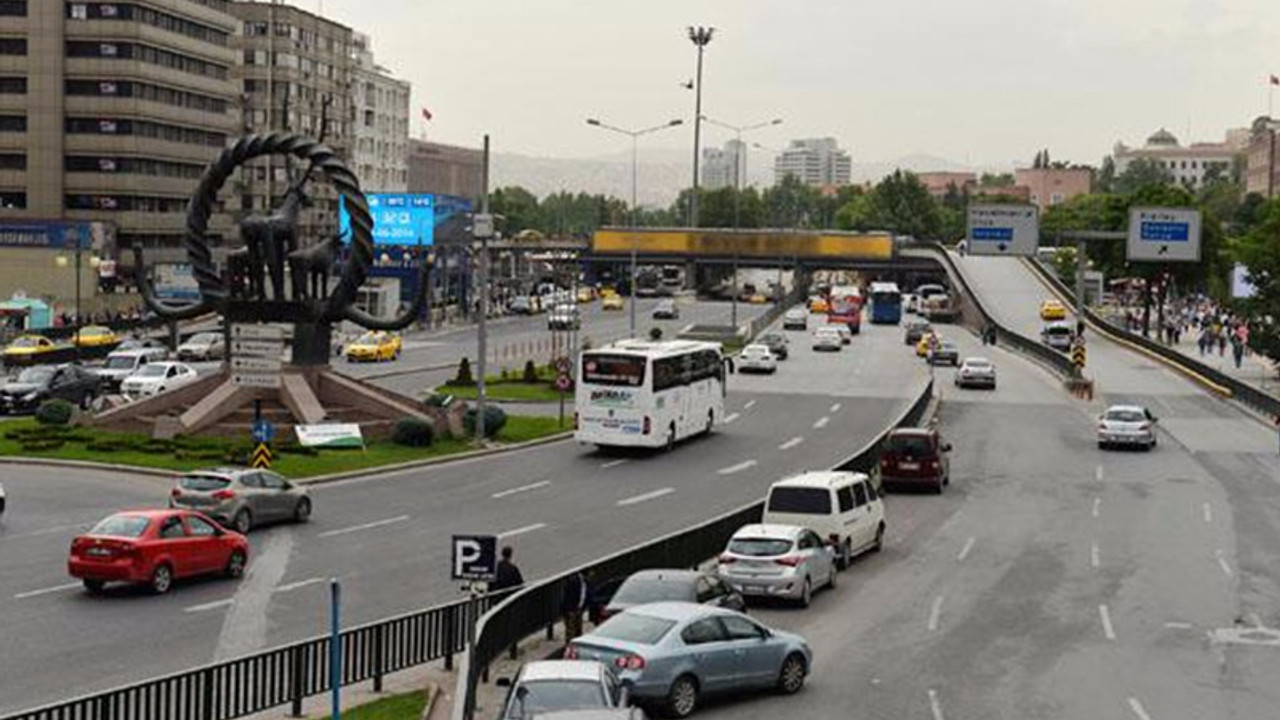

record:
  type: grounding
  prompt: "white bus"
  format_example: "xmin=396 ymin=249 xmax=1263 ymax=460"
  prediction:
xmin=575 ymin=340 xmax=727 ymax=450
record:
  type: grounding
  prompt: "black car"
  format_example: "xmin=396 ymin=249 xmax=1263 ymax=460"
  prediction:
xmin=757 ymin=332 xmax=789 ymax=360
xmin=927 ymin=342 xmax=960 ymax=366
xmin=598 ymin=569 xmax=745 ymax=623
xmin=0 ymin=364 xmax=103 ymax=414
xmin=904 ymin=320 xmax=932 ymax=345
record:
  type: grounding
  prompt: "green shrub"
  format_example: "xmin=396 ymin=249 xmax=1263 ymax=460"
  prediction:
xmin=35 ymin=399 xmax=74 ymax=426
xmin=86 ymin=438 xmax=137 ymax=453
xmin=139 ymin=439 xmax=176 ymax=455
xmin=452 ymin=357 xmax=475 ymax=386
xmin=21 ymin=438 xmax=66 ymax=452
xmin=422 ymin=393 xmax=455 ymax=409
xmin=392 ymin=417 xmax=434 ymax=447
xmin=522 ymin=360 xmax=538 ymax=384
xmin=276 ymin=442 xmax=320 ymax=456
xmin=464 ymin=405 xmax=507 ymax=438
xmin=500 ymin=367 xmax=510 ymax=381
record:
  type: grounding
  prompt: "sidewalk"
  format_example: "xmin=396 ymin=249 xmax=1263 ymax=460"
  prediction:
xmin=1108 ymin=315 xmax=1280 ymax=396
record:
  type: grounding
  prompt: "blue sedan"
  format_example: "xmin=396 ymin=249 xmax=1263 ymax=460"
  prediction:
xmin=565 ymin=602 xmax=811 ymax=718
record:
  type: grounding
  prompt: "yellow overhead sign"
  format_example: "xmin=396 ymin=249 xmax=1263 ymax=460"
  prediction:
xmin=592 ymin=229 xmax=894 ymax=261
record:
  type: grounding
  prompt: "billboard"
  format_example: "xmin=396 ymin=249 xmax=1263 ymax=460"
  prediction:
xmin=338 ymin=193 xmax=473 ymax=247
xmin=591 ymin=229 xmax=894 ymax=260
xmin=0 ymin=220 xmax=115 ymax=252
xmin=1127 ymin=207 xmax=1201 ymax=263
xmin=153 ymin=262 xmax=200 ymax=301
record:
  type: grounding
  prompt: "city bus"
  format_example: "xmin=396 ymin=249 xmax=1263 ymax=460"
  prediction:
xmin=575 ymin=340 xmax=727 ymax=450
xmin=868 ymin=281 xmax=903 ymax=324
xmin=827 ymin=285 xmax=863 ymax=334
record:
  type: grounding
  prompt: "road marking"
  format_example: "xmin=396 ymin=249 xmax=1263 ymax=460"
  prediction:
xmin=1164 ymin=621 xmax=1194 ymax=630
xmin=1215 ymin=550 xmax=1233 ymax=578
xmin=717 ymin=460 xmax=758 ymax=475
xmin=1203 ymin=503 xmax=1212 ymax=524
xmin=17 ymin=522 xmax=94 ymax=538
xmin=813 ymin=416 xmax=830 ymax=429
xmin=744 ymin=400 xmax=756 ymax=410
xmin=274 ymin=577 xmax=326 ymax=594
xmin=778 ymin=437 xmax=804 ymax=450
xmin=1247 ymin=612 xmax=1263 ymax=628
xmin=1092 ymin=497 xmax=1101 ymax=518
xmin=317 ymin=515 xmax=410 ymax=538
xmin=1096 ymin=465 xmax=1104 ymax=482
xmin=1127 ymin=697 xmax=1153 ymax=720
xmin=1100 ymin=604 xmax=1116 ymax=640
xmin=185 ymin=598 xmax=235 ymax=613
xmin=600 ymin=459 xmax=629 ymax=470
xmin=724 ymin=413 xmax=741 ymax=424
xmin=830 ymin=403 xmax=842 ymax=413
xmin=491 ymin=480 xmax=551 ymax=499
xmin=957 ymin=537 xmax=975 ymax=562
xmin=927 ymin=596 xmax=944 ymax=632
xmin=1091 ymin=542 xmax=1100 ymax=569
xmin=14 ymin=582 xmax=81 ymax=600
xmin=928 ymin=688 xmax=945 ymax=720
xmin=498 ymin=523 xmax=549 ymax=539
xmin=616 ymin=488 xmax=674 ymax=506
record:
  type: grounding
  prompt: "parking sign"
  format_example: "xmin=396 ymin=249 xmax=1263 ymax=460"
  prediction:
xmin=451 ymin=534 xmax=498 ymax=581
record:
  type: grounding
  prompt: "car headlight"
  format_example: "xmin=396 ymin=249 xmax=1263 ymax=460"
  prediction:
xmin=21 ymin=391 xmax=38 ymax=402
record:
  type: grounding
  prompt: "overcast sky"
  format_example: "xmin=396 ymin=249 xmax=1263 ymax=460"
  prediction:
xmin=314 ymin=0 xmax=1280 ymax=167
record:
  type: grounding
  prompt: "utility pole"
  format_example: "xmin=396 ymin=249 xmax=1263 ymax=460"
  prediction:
xmin=475 ymin=135 xmax=492 ymax=444
xmin=688 ymin=26 xmax=714 ymax=227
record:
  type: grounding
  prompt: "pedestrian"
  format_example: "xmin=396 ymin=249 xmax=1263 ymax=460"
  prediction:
xmin=981 ymin=322 xmax=990 ymax=346
xmin=561 ymin=569 xmax=588 ymax=642
xmin=1218 ymin=330 xmax=1227 ymax=357
xmin=1275 ymin=413 xmax=1280 ymax=455
xmin=1231 ymin=333 xmax=1244 ymax=369
xmin=491 ymin=545 xmax=524 ymax=593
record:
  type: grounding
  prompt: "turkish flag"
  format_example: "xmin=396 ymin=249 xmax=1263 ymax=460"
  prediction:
xmin=1270 ymin=74 xmax=1279 ymax=86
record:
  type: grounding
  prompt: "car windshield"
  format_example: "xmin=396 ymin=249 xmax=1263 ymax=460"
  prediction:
xmin=888 ymin=434 xmax=933 ymax=456
xmin=581 ymin=354 xmax=645 ymax=387
xmin=728 ymin=537 xmax=794 ymax=557
xmin=136 ymin=365 xmax=168 ymax=377
xmin=10 ymin=337 xmax=42 ymax=348
xmin=964 ymin=360 xmax=993 ymax=370
xmin=188 ymin=333 xmax=218 ymax=345
xmin=612 ymin=576 xmax=694 ymax=605
xmin=89 ymin=515 xmax=151 ymax=538
xmin=506 ymin=680 xmax=605 ymax=718
xmin=593 ymin=612 xmax=677 ymax=645
xmin=356 ymin=333 xmax=381 ymax=345
xmin=767 ymin=487 xmax=832 ymax=514
xmin=743 ymin=346 xmax=769 ymax=355
xmin=1044 ymin=326 xmax=1072 ymax=335
xmin=103 ymin=356 xmax=137 ymax=370
xmin=760 ymin=334 xmax=783 ymax=344
xmin=179 ymin=474 xmax=231 ymax=491
xmin=16 ymin=367 xmax=54 ymax=384
xmin=1105 ymin=409 xmax=1145 ymax=423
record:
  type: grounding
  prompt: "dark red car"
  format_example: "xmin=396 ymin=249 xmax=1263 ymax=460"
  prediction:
xmin=879 ymin=428 xmax=952 ymax=494
xmin=68 ymin=509 xmax=249 ymax=594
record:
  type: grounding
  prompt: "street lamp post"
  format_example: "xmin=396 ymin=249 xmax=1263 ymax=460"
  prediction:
xmin=700 ymin=117 xmax=782 ymax=229
xmin=586 ymin=117 xmax=683 ymax=338
xmin=688 ymin=26 xmax=714 ymax=228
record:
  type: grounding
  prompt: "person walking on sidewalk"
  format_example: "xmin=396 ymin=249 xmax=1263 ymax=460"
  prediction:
xmin=491 ymin=545 xmax=525 ymax=593
xmin=561 ymin=569 xmax=588 ymax=642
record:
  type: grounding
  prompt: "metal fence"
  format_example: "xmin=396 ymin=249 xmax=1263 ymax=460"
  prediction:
xmin=453 ymin=376 xmax=936 ymax=720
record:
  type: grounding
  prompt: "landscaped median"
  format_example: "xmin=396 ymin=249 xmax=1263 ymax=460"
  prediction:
xmin=431 ymin=358 xmax=570 ymax=403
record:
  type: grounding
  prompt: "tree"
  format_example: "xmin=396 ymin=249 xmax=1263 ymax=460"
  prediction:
xmin=1237 ymin=195 xmax=1280 ymax=366
xmin=762 ymin=174 xmax=821 ymax=228
xmin=868 ymin=170 xmax=941 ymax=238
xmin=488 ymin=186 xmax=542 ymax=234
xmin=834 ymin=192 xmax=877 ymax=231
xmin=1113 ymin=158 xmax=1173 ymax=195
xmin=1096 ymin=156 xmax=1117 ymax=194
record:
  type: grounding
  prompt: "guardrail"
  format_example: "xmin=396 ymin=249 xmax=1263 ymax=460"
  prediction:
xmin=453 ymin=376 xmax=936 ymax=720
xmin=1022 ymin=257 xmax=1280 ymax=416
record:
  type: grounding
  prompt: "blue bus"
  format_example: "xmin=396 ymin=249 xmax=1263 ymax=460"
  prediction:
xmin=868 ymin=282 xmax=903 ymax=324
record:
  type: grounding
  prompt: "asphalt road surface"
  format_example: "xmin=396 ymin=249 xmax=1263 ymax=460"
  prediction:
xmin=0 ymin=306 xmax=925 ymax=715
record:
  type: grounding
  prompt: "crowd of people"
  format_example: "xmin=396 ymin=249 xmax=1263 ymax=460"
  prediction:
xmin=50 ymin=307 xmax=147 ymax=329
xmin=1123 ymin=297 xmax=1254 ymax=370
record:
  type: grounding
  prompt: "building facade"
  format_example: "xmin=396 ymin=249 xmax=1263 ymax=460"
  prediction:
xmin=1245 ymin=116 xmax=1280 ymax=198
xmin=700 ymin=139 xmax=744 ymax=190
xmin=915 ymin=171 xmax=977 ymax=198
xmin=0 ymin=0 xmax=239 ymax=273
xmin=407 ymin=139 xmax=482 ymax=201
xmin=350 ymin=32 xmax=409 ymax=193
xmin=1113 ymin=128 xmax=1243 ymax=189
xmin=773 ymin=137 xmax=851 ymax=187
xmin=1014 ymin=167 xmax=1092 ymax=211
xmin=230 ymin=1 xmax=353 ymax=243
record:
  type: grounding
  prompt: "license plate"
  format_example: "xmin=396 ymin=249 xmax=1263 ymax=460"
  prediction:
xmin=745 ymin=585 xmax=765 ymax=593
xmin=86 ymin=547 xmax=110 ymax=557
xmin=899 ymin=462 xmax=920 ymax=470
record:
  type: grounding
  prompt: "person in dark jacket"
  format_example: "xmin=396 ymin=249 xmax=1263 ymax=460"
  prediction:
xmin=561 ymin=570 xmax=588 ymax=641
xmin=491 ymin=545 xmax=524 ymax=592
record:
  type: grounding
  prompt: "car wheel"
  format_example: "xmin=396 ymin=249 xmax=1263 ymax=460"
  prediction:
xmin=873 ymin=524 xmax=885 ymax=552
xmin=225 ymin=550 xmax=247 ymax=579
xmin=1097 ymin=441 xmax=1107 ymax=450
xmin=777 ymin=653 xmax=807 ymax=695
xmin=666 ymin=675 xmax=699 ymax=719
xmin=293 ymin=497 xmax=312 ymax=523
xmin=232 ymin=508 xmax=252 ymax=534
xmin=797 ymin=577 xmax=812 ymax=609
xmin=150 ymin=563 xmax=174 ymax=595
xmin=83 ymin=579 xmax=105 ymax=594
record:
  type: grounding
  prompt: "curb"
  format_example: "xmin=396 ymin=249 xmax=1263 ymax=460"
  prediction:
xmin=421 ymin=681 xmax=441 ymax=720
xmin=351 ymin=361 xmax=457 ymax=382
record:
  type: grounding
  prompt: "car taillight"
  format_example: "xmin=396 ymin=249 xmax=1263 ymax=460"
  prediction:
xmin=718 ymin=554 xmax=737 ymax=564
xmin=171 ymin=488 xmax=183 ymax=498
xmin=642 ymin=416 xmax=651 ymax=435
xmin=615 ymin=654 xmax=646 ymax=671
xmin=212 ymin=489 xmax=236 ymax=500
xmin=563 ymin=645 xmax=579 ymax=659
xmin=880 ymin=457 xmax=891 ymax=467
xmin=774 ymin=556 xmax=803 ymax=567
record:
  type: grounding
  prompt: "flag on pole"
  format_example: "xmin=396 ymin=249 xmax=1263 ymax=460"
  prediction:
xmin=1271 ymin=75 xmax=1280 ymax=86
xmin=421 ymin=107 xmax=434 ymax=121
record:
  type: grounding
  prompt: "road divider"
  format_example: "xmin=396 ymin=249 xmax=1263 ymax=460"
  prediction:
xmin=498 ymin=523 xmax=549 ymax=539
xmin=957 ymin=537 xmax=975 ymax=562
xmin=927 ymin=595 xmax=944 ymax=632
xmin=813 ymin=416 xmax=829 ymax=429
xmin=1100 ymin=604 xmax=1116 ymax=640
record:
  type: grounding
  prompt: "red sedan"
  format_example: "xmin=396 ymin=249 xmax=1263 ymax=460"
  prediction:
xmin=68 ymin=509 xmax=249 ymax=594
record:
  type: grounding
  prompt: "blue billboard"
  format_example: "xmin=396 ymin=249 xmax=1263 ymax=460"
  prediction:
xmin=338 ymin=193 xmax=473 ymax=247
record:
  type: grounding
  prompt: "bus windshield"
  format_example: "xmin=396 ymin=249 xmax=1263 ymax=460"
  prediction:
xmin=581 ymin=354 xmax=646 ymax=387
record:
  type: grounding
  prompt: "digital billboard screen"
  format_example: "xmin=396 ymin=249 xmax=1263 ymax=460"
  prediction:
xmin=338 ymin=193 xmax=473 ymax=247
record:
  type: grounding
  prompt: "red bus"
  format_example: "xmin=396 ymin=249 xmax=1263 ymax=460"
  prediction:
xmin=827 ymin=285 xmax=863 ymax=334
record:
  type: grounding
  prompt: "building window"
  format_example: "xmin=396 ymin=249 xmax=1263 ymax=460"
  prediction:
xmin=0 ymin=77 xmax=24 ymax=94
xmin=0 ymin=1 xmax=26 ymax=17
xmin=0 ymin=115 xmax=25 ymax=132
xmin=65 ymin=194 xmax=187 ymax=212
xmin=0 ymin=38 xmax=26 ymax=55
xmin=66 ymin=3 xmax=229 ymax=46
xmin=0 ymin=153 xmax=24 ymax=170
xmin=1050 ymin=193 xmax=1064 ymax=205
xmin=245 ymin=21 xmax=268 ymax=36
xmin=65 ymin=117 xmax=225 ymax=147
xmin=0 ymin=191 xmax=25 ymax=209
xmin=67 ymin=41 xmax=228 ymax=80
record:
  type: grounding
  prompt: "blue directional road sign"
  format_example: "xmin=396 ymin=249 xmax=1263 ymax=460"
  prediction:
xmin=966 ymin=204 xmax=1039 ymax=256
xmin=252 ymin=419 xmax=275 ymax=444
xmin=1127 ymin=207 xmax=1201 ymax=262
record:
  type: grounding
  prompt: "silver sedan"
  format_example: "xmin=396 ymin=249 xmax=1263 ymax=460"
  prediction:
xmin=169 ymin=467 xmax=311 ymax=533
xmin=717 ymin=524 xmax=837 ymax=607
xmin=1097 ymin=405 xmax=1158 ymax=450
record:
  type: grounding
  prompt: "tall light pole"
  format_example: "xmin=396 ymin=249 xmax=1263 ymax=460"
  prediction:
xmin=700 ymin=116 xmax=782 ymax=228
xmin=586 ymin=117 xmax=683 ymax=337
xmin=688 ymin=26 xmax=714 ymax=228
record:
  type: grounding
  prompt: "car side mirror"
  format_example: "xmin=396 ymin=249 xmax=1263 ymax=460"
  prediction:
xmin=213 ymin=527 xmax=225 ymax=537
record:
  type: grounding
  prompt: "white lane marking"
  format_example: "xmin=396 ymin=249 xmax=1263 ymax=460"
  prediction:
xmin=18 ymin=522 xmax=94 ymax=538
xmin=317 ymin=514 xmax=410 ymax=538
xmin=813 ymin=416 xmax=830 ymax=429
xmin=600 ymin=459 xmax=629 ymax=470
xmin=1091 ymin=542 xmax=1100 ymax=569
xmin=185 ymin=598 xmax=235 ymax=613
xmin=830 ymin=403 xmax=842 ymax=413
xmin=1215 ymin=550 xmax=1233 ymax=578
xmin=928 ymin=688 xmax=945 ymax=720
xmin=1164 ymin=621 xmax=1194 ymax=630
xmin=14 ymin=582 xmax=82 ymax=600
xmin=1203 ymin=503 xmax=1212 ymax=524
xmin=957 ymin=537 xmax=975 ymax=562
xmin=274 ymin=577 xmax=326 ymax=594
xmin=778 ymin=437 xmax=804 ymax=450
xmin=1096 ymin=465 xmax=1104 ymax=482
xmin=743 ymin=400 xmax=756 ymax=410
xmin=499 ymin=522 xmax=549 ymax=539
xmin=724 ymin=413 xmax=741 ymax=424
xmin=617 ymin=488 xmax=674 ymax=506
xmin=927 ymin=596 xmax=944 ymax=632
xmin=717 ymin=460 xmax=758 ymax=475
xmin=1100 ymin=604 xmax=1116 ymax=640
xmin=1092 ymin=497 xmax=1101 ymax=518
xmin=1127 ymin=697 xmax=1153 ymax=720
xmin=491 ymin=480 xmax=551 ymax=499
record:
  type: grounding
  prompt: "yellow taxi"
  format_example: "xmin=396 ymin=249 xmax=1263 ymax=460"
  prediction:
xmin=747 ymin=293 xmax=769 ymax=304
xmin=916 ymin=331 xmax=939 ymax=358
xmin=345 ymin=331 xmax=401 ymax=362
xmin=3 ymin=335 xmax=59 ymax=363
xmin=576 ymin=287 xmax=595 ymax=303
xmin=1039 ymin=299 xmax=1068 ymax=321
xmin=601 ymin=294 xmax=625 ymax=311
xmin=809 ymin=296 xmax=830 ymax=314
xmin=72 ymin=325 xmax=118 ymax=348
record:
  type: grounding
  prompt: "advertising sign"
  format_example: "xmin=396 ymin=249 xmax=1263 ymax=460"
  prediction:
xmin=295 ymin=423 xmax=365 ymax=449
xmin=337 ymin=193 xmax=474 ymax=247
xmin=1127 ymin=207 xmax=1202 ymax=262
xmin=153 ymin=263 xmax=200 ymax=301
xmin=966 ymin=205 xmax=1040 ymax=256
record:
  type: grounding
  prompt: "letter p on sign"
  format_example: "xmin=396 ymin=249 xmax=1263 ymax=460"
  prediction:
xmin=451 ymin=534 xmax=497 ymax=581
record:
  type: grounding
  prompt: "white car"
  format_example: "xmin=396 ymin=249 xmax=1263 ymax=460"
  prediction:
xmin=176 ymin=332 xmax=224 ymax=362
xmin=812 ymin=327 xmax=842 ymax=352
xmin=904 ymin=293 xmax=919 ymax=314
xmin=955 ymin=357 xmax=997 ymax=389
xmin=782 ymin=308 xmax=808 ymax=330
xmin=764 ymin=471 xmax=885 ymax=569
xmin=97 ymin=348 xmax=170 ymax=392
xmin=738 ymin=344 xmax=778 ymax=374
xmin=120 ymin=362 xmax=199 ymax=398
xmin=1097 ymin=405 xmax=1158 ymax=450
xmin=717 ymin=524 xmax=838 ymax=607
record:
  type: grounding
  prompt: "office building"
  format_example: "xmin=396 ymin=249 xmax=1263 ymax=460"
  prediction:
xmin=1015 ymin=167 xmax=1092 ymax=211
xmin=350 ymin=32 xmax=409 ymax=193
xmin=407 ymin=139 xmax=483 ymax=202
xmin=701 ymin=139 xmax=744 ymax=190
xmin=773 ymin=137 xmax=851 ymax=187
xmin=1113 ymin=128 xmax=1244 ymax=189
xmin=1245 ymin=116 xmax=1280 ymax=198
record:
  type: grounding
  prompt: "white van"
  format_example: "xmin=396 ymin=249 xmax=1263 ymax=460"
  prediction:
xmin=763 ymin=471 xmax=886 ymax=569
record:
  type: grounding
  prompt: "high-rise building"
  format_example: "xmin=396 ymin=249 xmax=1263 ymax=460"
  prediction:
xmin=773 ymin=138 xmax=851 ymax=188
xmin=407 ymin=139 xmax=483 ymax=202
xmin=350 ymin=32 xmax=409 ymax=193
xmin=701 ymin=139 xmax=744 ymax=190
xmin=0 ymin=0 xmax=239 ymax=267
xmin=230 ymin=1 xmax=354 ymax=243
xmin=1245 ymin=116 xmax=1280 ymax=198
xmin=1112 ymin=128 xmax=1244 ymax=190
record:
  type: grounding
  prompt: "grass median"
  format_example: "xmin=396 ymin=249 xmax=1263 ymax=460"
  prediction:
xmin=313 ymin=689 xmax=427 ymax=719
xmin=0 ymin=414 xmax=571 ymax=479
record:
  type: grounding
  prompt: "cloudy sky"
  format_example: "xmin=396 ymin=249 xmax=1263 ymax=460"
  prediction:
xmin=315 ymin=0 xmax=1280 ymax=167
